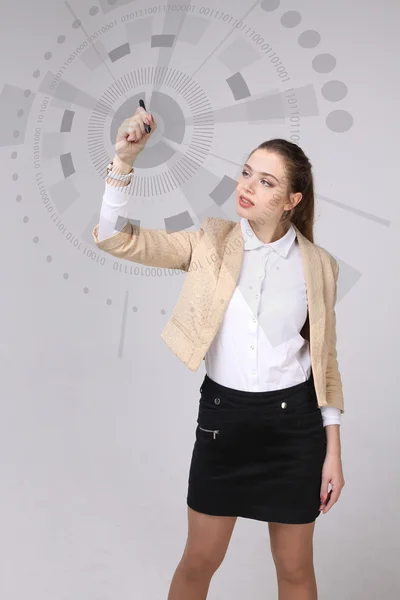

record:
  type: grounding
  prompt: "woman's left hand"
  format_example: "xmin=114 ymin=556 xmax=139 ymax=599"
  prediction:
xmin=319 ymin=453 xmax=345 ymax=514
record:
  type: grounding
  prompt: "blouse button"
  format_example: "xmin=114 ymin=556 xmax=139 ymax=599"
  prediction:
xmin=281 ymin=402 xmax=287 ymax=409
xmin=214 ymin=397 xmax=221 ymax=405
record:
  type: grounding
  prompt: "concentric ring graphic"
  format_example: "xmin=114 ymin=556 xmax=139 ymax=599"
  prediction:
xmin=3 ymin=0 xmax=390 ymax=354
xmin=89 ymin=73 xmax=214 ymax=192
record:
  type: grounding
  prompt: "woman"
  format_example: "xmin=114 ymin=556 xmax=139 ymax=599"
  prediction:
xmin=93 ymin=106 xmax=345 ymax=600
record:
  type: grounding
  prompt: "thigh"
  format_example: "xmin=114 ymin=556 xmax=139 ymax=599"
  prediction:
xmin=181 ymin=507 xmax=237 ymax=570
xmin=268 ymin=521 xmax=315 ymax=571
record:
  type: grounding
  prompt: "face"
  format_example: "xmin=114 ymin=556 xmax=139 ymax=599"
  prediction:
xmin=236 ymin=149 xmax=302 ymax=225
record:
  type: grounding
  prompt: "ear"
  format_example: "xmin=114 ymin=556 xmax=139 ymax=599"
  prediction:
xmin=287 ymin=192 xmax=302 ymax=209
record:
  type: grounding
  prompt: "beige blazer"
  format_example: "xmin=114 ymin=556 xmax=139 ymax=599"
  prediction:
xmin=93 ymin=217 xmax=344 ymax=413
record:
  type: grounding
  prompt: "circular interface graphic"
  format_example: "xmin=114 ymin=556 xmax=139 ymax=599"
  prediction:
xmin=5 ymin=0 xmax=368 ymax=332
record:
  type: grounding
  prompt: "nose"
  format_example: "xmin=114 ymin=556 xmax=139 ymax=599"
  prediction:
xmin=240 ymin=173 xmax=255 ymax=195
xmin=243 ymin=178 xmax=255 ymax=194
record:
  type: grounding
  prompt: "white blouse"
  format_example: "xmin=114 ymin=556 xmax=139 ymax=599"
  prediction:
xmin=97 ymin=182 xmax=342 ymax=426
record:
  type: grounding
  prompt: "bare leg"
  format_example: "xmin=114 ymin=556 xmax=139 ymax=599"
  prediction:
xmin=268 ymin=521 xmax=318 ymax=600
xmin=167 ymin=507 xmax=237 ymax=600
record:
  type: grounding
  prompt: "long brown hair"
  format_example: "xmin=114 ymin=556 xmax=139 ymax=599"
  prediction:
xmin=247 ymin=139 xmax=315 ymax=243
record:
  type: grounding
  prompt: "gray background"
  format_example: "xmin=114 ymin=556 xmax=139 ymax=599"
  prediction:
xmin=1 ymin=0 xmax=399 ymax=598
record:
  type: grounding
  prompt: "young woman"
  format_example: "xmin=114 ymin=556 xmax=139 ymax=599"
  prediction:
xmin=93 ymin=106 xmax=345 ymax=600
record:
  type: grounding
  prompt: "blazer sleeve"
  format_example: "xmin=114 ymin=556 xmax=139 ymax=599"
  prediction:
xmin=92 ymin=217 xmax=209 ymax=272
xmin=326 ymin=260 xmax=345 ymax=413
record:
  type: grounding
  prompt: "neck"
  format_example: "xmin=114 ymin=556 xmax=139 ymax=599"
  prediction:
xmin=248 ymin=219 xmax=291 ymax=244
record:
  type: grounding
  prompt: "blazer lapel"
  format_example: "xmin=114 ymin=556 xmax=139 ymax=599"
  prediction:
xmin=293 ymin=225 xmax=325 ymax=325
xmin=293 ymin=225 xmax=326 ymax=381
xmin=202 ymin=222 xmax=244 ymax=335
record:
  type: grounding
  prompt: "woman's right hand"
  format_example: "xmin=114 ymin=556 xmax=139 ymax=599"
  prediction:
xmin=114 ymin=106 xmax=157 ymax=168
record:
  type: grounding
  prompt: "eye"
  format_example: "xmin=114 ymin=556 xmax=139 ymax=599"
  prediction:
xmin=241 ymin=170 xmax=271 ymax=187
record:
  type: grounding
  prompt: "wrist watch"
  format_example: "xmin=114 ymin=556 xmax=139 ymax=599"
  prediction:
xmin=106 ymin=160 xmax=134 ymax=182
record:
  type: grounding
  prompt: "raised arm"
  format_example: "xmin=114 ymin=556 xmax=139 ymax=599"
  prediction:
xmin=96 ymin=179 xmax=130 ymax=242
xmin=93 ymin=195 xmax=207 ymax=271
xmin=92 ymin=105 xmax=206 ymax=271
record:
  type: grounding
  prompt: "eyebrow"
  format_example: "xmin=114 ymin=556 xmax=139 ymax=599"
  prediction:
xmin=243 ymin=164 xmax=279 ymax=182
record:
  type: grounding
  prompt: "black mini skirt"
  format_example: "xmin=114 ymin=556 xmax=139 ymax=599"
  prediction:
xmin=187 ymin=370 xmax=327 ymax=524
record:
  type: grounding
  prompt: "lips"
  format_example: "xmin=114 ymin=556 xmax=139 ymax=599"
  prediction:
xmin=240 ymin=195 xmax=254 ymax=205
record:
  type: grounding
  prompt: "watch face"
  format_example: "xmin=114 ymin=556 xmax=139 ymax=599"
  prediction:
xmin=7 ymin=1 xmax=371 ymax=353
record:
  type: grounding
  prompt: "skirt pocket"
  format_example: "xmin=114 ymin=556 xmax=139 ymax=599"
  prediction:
xmin=196 ymin=416 xmax=240 ymax=456
xmin=197 ymin=425 xmax=220 ymax=440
